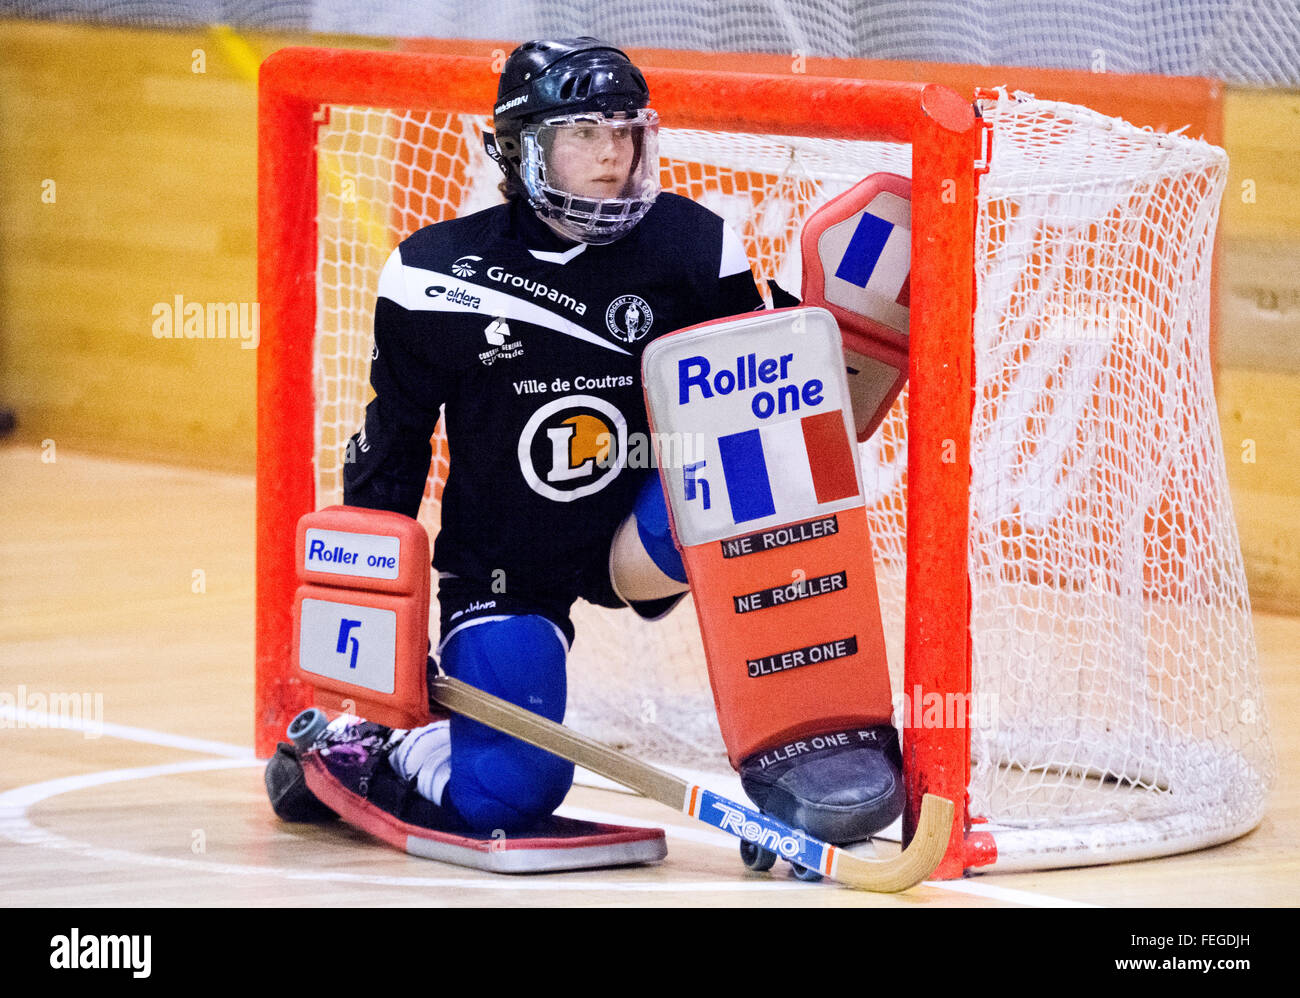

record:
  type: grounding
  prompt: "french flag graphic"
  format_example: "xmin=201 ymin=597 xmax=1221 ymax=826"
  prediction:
xmin=717 ymin=411 xmax=859 ymax=524
xmin=833 ymin=203 xmax=911 ymax=310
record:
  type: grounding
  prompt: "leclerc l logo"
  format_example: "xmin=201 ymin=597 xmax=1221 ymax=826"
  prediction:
xmin=517 ymin=395 xmax=628 ymax=502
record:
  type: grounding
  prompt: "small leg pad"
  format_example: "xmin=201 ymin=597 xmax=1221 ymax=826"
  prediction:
xmin=298 ymin=714 xmax=666 ymax=873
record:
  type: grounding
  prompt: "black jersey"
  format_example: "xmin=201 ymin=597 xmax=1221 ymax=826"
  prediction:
xmin=343 ymin=193 xmax=765 ymax=601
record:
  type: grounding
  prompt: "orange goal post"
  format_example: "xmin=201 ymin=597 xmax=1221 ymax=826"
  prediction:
xmin=256 ymin=46 xmax=1272 ymax=877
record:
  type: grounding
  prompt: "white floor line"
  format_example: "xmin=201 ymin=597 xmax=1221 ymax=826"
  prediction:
xmin=2 ymin=706 xmax=1091 ymax=906
xmin=0 ymin=760 xmax=808 ymax=894
xmin=927 ymin=877 xmax=1098 ymax=907
xmin=0 ymin=704 xmax=254 ymax=759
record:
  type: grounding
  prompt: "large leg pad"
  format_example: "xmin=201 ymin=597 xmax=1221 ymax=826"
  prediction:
xmin=642 ymin=307 xmax=900 ymax=845
xmin=642 ymin=308 xmax=895 ymax=768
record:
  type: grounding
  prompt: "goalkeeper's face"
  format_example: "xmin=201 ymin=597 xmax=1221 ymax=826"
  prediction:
xmin=548 ymin=120 xmax=635 ymax=197
xmin=530 ymin=110 xmax=658 ymax=200
xmin=517 ymin=109 xmax=661 ymax=244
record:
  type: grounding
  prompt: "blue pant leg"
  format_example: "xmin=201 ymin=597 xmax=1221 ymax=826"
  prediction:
xmin=439 ymin=615 xmax=574 ymax=832
xmin=633 ymin=473 xmax=686 ymax=583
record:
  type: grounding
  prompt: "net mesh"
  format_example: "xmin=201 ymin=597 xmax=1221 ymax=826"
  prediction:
xmin=9 ymin=1 xmax=1300 ymax=86
xmin=967 ymin=96 xmax=1271 ymax=843
xmin=311 ymin=92 xmax=1272 ymax=858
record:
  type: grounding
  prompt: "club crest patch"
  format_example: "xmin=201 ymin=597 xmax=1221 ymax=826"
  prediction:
xmin=606 ymin=295 xmax=653 ymax=343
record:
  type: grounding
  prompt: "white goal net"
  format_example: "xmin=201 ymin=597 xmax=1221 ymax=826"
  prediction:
xmin=308 ymin=89 xmax=1272 ymax=869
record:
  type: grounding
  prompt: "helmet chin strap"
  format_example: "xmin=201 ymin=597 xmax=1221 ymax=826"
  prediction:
xmin=482 ymin=131 xmax=507 ymax=168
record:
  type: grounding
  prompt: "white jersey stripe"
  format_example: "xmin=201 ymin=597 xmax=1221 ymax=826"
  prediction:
xmin=719 ymin=225 xmax=751 ymax=279
xmin=528 ymin=244 xmax=588 ymax=265
xmin=383 ymin=261 xmax=631 ymax=356
xmin=376 ymin=246 xmax=405 ymax=305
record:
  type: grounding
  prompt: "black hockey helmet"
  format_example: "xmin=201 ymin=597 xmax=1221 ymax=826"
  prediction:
xmin=485 ymin=38 xmax=661 ymax=244
xmin=490 ymin=38 xmax=651 ymax=171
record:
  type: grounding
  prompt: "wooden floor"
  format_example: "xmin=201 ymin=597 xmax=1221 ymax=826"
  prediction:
xmin=2 ymin=443 xmax=1297 ymax=908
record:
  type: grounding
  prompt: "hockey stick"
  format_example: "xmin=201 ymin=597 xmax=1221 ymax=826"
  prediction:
xmin=429 ymin=675 xmax=953 ymax=892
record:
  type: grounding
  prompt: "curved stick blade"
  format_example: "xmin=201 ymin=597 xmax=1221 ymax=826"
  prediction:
xmin=830 ymin=793 xmax=954 ymax=892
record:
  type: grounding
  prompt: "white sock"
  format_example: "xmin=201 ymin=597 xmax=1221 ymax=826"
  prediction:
xmin=387 ymin=719 xmax=452 ymax=805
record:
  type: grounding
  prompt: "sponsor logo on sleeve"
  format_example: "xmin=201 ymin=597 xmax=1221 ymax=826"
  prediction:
xmin=478 ymin=318 xmax=523 ymax=365
xmin=424 ymin=284 xmax=482 ymax=310
xmin=451 ymin=255 xmax=482 ymax=278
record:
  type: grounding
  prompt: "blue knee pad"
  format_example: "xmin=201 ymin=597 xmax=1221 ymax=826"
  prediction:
xmin=439 ymin=616 xmax=573 ymax=832
xmin=633 ymin=475 xmax=686 ymax=584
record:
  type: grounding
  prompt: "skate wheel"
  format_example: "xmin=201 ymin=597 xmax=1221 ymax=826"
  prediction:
xmin=789 ymin=862 xmax=824 ymax=882
xmin=287 ymin=708 xmax=327 ymax=752
xmin=739 ymin=840 xmax=777 ymax=872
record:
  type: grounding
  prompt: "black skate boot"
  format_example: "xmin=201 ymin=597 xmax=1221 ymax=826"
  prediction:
xmin=264 ymin=741 xmax=338 ymax=823
xmin=287 ymin=708 xmax=666 ymax=871
xmin=290 ymin=711 xmax=467 ymax=833
xmin=738 ymin=725 xmax=904 ymax=848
